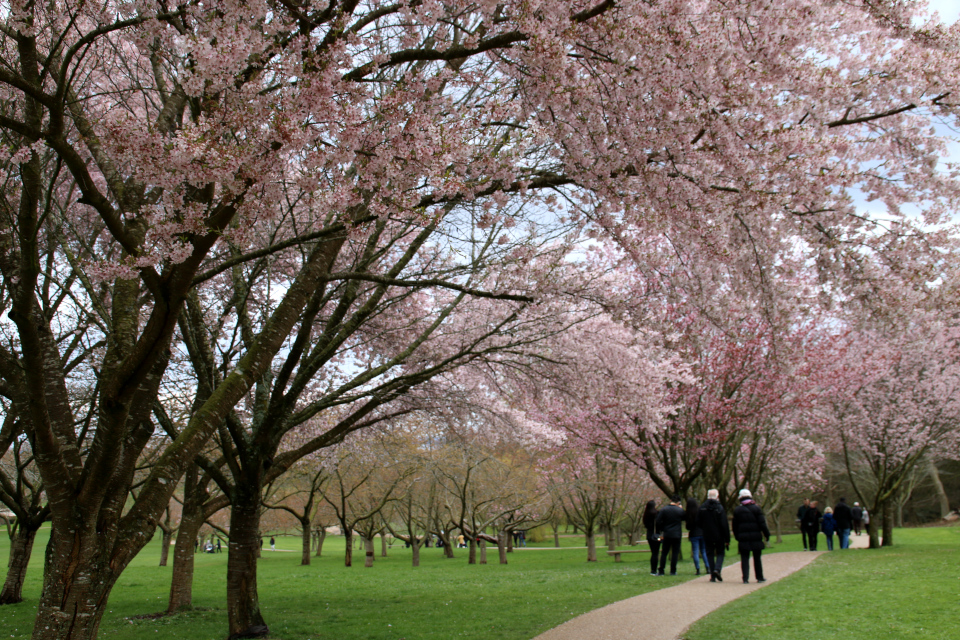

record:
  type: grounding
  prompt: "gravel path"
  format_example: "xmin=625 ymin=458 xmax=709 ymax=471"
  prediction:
xmin=532 ymin=534 xmax=869 ymax=640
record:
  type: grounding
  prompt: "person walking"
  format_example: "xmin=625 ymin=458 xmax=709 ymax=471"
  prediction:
xmin=697 ymin=489 xmax=730 ymax=582
xmin=802 ymin=500 xmax=822 ymax=551
xmin=821 ymin=507 xmax=837 ymax=551
xmin=862 ymin=506 xmax=870 ymax=535
xmin=796 ymin=498 xmax=811 ymax=550
xmin=732 ymin=488 xmax=770 ymax=584
xmin=642 ymin=500 xmax=661 ymax=576
xmin=270 ymin=536 xmax=276 ymax=551
xmin=851 ymin=502 xmax=863 ymax=536
xmin=834 ymin=497 xmax=853 ymax=549
xmin=685 ymin=498 xmax=710 ymax=576
xmin=655 ymin=495 xmax=686 ymax=576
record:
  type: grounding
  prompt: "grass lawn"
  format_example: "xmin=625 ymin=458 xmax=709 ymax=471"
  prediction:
xmin=0 ymin=526 xmax=953 ymax=639
xmin=683 ymin=525 xmax=959 ymax=640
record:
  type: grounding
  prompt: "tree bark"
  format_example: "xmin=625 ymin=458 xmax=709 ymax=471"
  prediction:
xmin=586 ymin=530 xmax=597 ymax=562
xmin=881 ymin=501 xmax=894 ymax=547
xmin=468 ymin=537 xmax=477 ymax=564
xmin=479 ymin=539 xmax=487 ymax=564
xmin=300 ymin=519 xmax=311 ymax=566
xmin=411 ymin=537 xmax=421 ymax=567
xmin=344 ymin=530 xmax=354 ymax=567
xmin=380 ymin=533 xmax=388 ymax=558
xmin=167 ymin=495 xmax=206 ymax=613
xmin=314 ymin=529 xmax=326 ymax=557
xmin=497 ymin=532 xmax=508 ymax=565
xmin=226 ymin=497 xmax=268 ymax=639
xmin=364 ymin=536 xmax=375 ymax=568
xmin=159 ymin=529 xmax=174 ymax=567
xmin=0 ymin=525 xmax=37 ymax=604
xmin=927 ymin=458 xmax=951 ymax=518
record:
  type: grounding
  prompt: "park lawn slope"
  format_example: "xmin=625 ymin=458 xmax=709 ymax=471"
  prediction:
xmin=682 ymin=526 xmax=959 ymax=640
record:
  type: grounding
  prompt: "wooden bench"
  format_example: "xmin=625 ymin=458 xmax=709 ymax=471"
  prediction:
xmin=606 ymin=549 xmax=650 ymax=562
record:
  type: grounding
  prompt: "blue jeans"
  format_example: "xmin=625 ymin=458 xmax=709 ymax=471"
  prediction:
xmin=825 ymin=533 xmax=834 ymax=550
xmin=839 ymin=528 xmax=851 ymax=549
xmin=689 ymin=536 xmax=709 ymax=572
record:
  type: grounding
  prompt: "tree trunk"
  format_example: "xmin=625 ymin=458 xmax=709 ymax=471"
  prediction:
xmin=774 ymin=512 xmax=783 ymax=544
xmin=301 ymin=520 xmax=311 ymax=566
xmin=552 ymin=524 xmax=560 ymax=548
xmin=344 ymin=530 xmax=354 ymax=567
xmin=440 ymin=531 xmax=454 ymax=558
xmin=586 ymin=530 xmax=597 ymax=562
xmin=226 ymin=498 xmax=269 ymax=639
xmin=506 ymin=531 xmax=514 ymax=553
xmin=881 ymin=501 xmax=894 ymax=547
xmin=158 ymin=529 xmax=174 ymax=567
xmin=411 ymin=537 xmax=421 ymax=567
xmin=927 ymin=458 xmax=951 ymax=519
xmin=364 ymin=536 xmax=375 ymax=568
xmin=167 ymin=499 xmax=206 ymax=614
xmin=497 ymin=532 xmax=508 ymax=565
xmin=479 ymin=539 xmax=487 ymax=564
xmin=867 ymin=516 xmax=880 ymax=549
xmin=0 ymin=524 xmax=37 ymax=605
xmin=315 ymin=529 xmax=326 ymax=557
xmin=468 ymin=537 xmax=477 ymax=564
xmin=380 ymin=533 xmax=388 ymax=557
xmin=606 ymin=526 xmax=617 ymax=551
xmin=30 ymin=523 xmax=126 ymax=640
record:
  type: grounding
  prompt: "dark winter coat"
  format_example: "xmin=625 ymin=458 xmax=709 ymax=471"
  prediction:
xmin=643 ymin=509 xmax=658 ymax=537
xmin=732 ymin=500 xmax=770 ymax=553
xmin=686 ymin=514 xmax=704 ymax=538
xmin=851 ymin=506 xmax=863 ymax=521
xmin=834 ymin=502 xmax=853 ymax=529
xmin=821 ymin=513 xmax=837 ymax=536
xmin=801 ymin=507 xmax=821 ymax=533
xmin=655 ymin=504 xmax=686 ymax=539
xmin=697 ymin=499 xmax=730 ymax=544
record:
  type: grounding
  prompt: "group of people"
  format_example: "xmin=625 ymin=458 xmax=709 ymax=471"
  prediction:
xmin=797 ymin=497 xmax=869 ymax=551
xmin=643 ymin=488 xmax=770 ymax=584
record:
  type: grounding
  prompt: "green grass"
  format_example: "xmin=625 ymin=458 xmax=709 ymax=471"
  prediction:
xmin=0 ymin=528 xmax=690 ymax=640
xmin=683 ymin=526 xmax=960 ymax=640
xmin=1 ymin=527 xmax=953 ymax=639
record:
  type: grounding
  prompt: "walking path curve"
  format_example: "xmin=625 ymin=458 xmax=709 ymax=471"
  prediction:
xmin=532 ymin=534 xmax=870 ymax=640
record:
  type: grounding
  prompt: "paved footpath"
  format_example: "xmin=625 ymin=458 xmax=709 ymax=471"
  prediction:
xmin=532 ymin=534 xmax=869 ymax=640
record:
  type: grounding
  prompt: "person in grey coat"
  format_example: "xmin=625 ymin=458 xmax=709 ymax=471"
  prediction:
xmin=732 ymin=488 xmax=771 ymax=584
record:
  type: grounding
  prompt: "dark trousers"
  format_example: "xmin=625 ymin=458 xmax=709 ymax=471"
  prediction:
xmin=740 ymin=549 xmax=764 ymax=582
xmin=658 ymin=537 xmax=681 ymax=574
xmin=806 ymin=527 xmax=819 ymax=551
xmin=800 ymin=527 xmax=809 ymax=549
xmin=647 ymin=535 xmax=661 ymax=574
xmin=852 ymin=519 xmax=862 ymax=535
xmin=704 ymin=539 xmax=725 ymax=575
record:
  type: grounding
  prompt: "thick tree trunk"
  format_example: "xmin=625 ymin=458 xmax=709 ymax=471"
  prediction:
xmin=506 ymin=531 xmax=514 ymax=553
xmin=315 ymin=529 xmax=326 ymax=557
xmin=300 ymin=520 xmax=311 ymax=566
xmin=497 ymin=532 xmax=508 ymax=565
xmin=226 ymin=498 xmax=269 ymax=639
xmin=468 ymin=537 xmax=477 ymax=564
xmin=30 ymin=524 xmax=126 ymax=640
xmin=159 ymin=529 xmax=174 ymax=567
xmin=380 ymin=533 xmax=388 ymax=557
xmin=552 ymin=525 xmax=560 ymax=548
xmin=0 ymin=525 xmax=37 ymax=604
xmin=479 ymin=539 xmax=487 ymax=564
xmin=344 ymin=530 xmax=354 ymax=567
xmin=441 ymin=531 xmax=454 ymax=558
xmin=167 ymin=500 xmax=206 ymax=613
xmin=606 ymin=526 xmax=617 ymax=551
xmin=881 ymin=501 xmax=894 ymax=547
xmin=364 ymin=537 xmax=375 ymax=568
xmin=411 ymin=537 xmax=421 ymax=567
xmin=586 ymin=530 xmax=597 ymax=562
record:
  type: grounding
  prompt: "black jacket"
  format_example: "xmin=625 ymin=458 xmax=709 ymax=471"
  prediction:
xmin=655 ymin=504 xmax=685 ymax=539
xmin=732 ymin=500 xmax=770 ymax=553
xmin=834 ymin=502 xmax=853 ymax=529
xmin=643 ymin=509 xmax=658 ymax=538
xmin=801 ymin=507 xmax=822 ymax=532
xmin=851 ymin=506 xmax=863 ymax=521
xmin=697 ymin=499 xmax=730 ymax=544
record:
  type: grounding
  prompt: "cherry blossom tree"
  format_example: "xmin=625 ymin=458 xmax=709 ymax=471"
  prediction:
xmin=2 ymin=3 xmax=960 ymax=640
xmin=818 ymin=319 xmax=960 ymax=547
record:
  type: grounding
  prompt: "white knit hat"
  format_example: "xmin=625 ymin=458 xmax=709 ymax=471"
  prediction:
xmin=738 ymin=488 xmax=752 ymax=500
